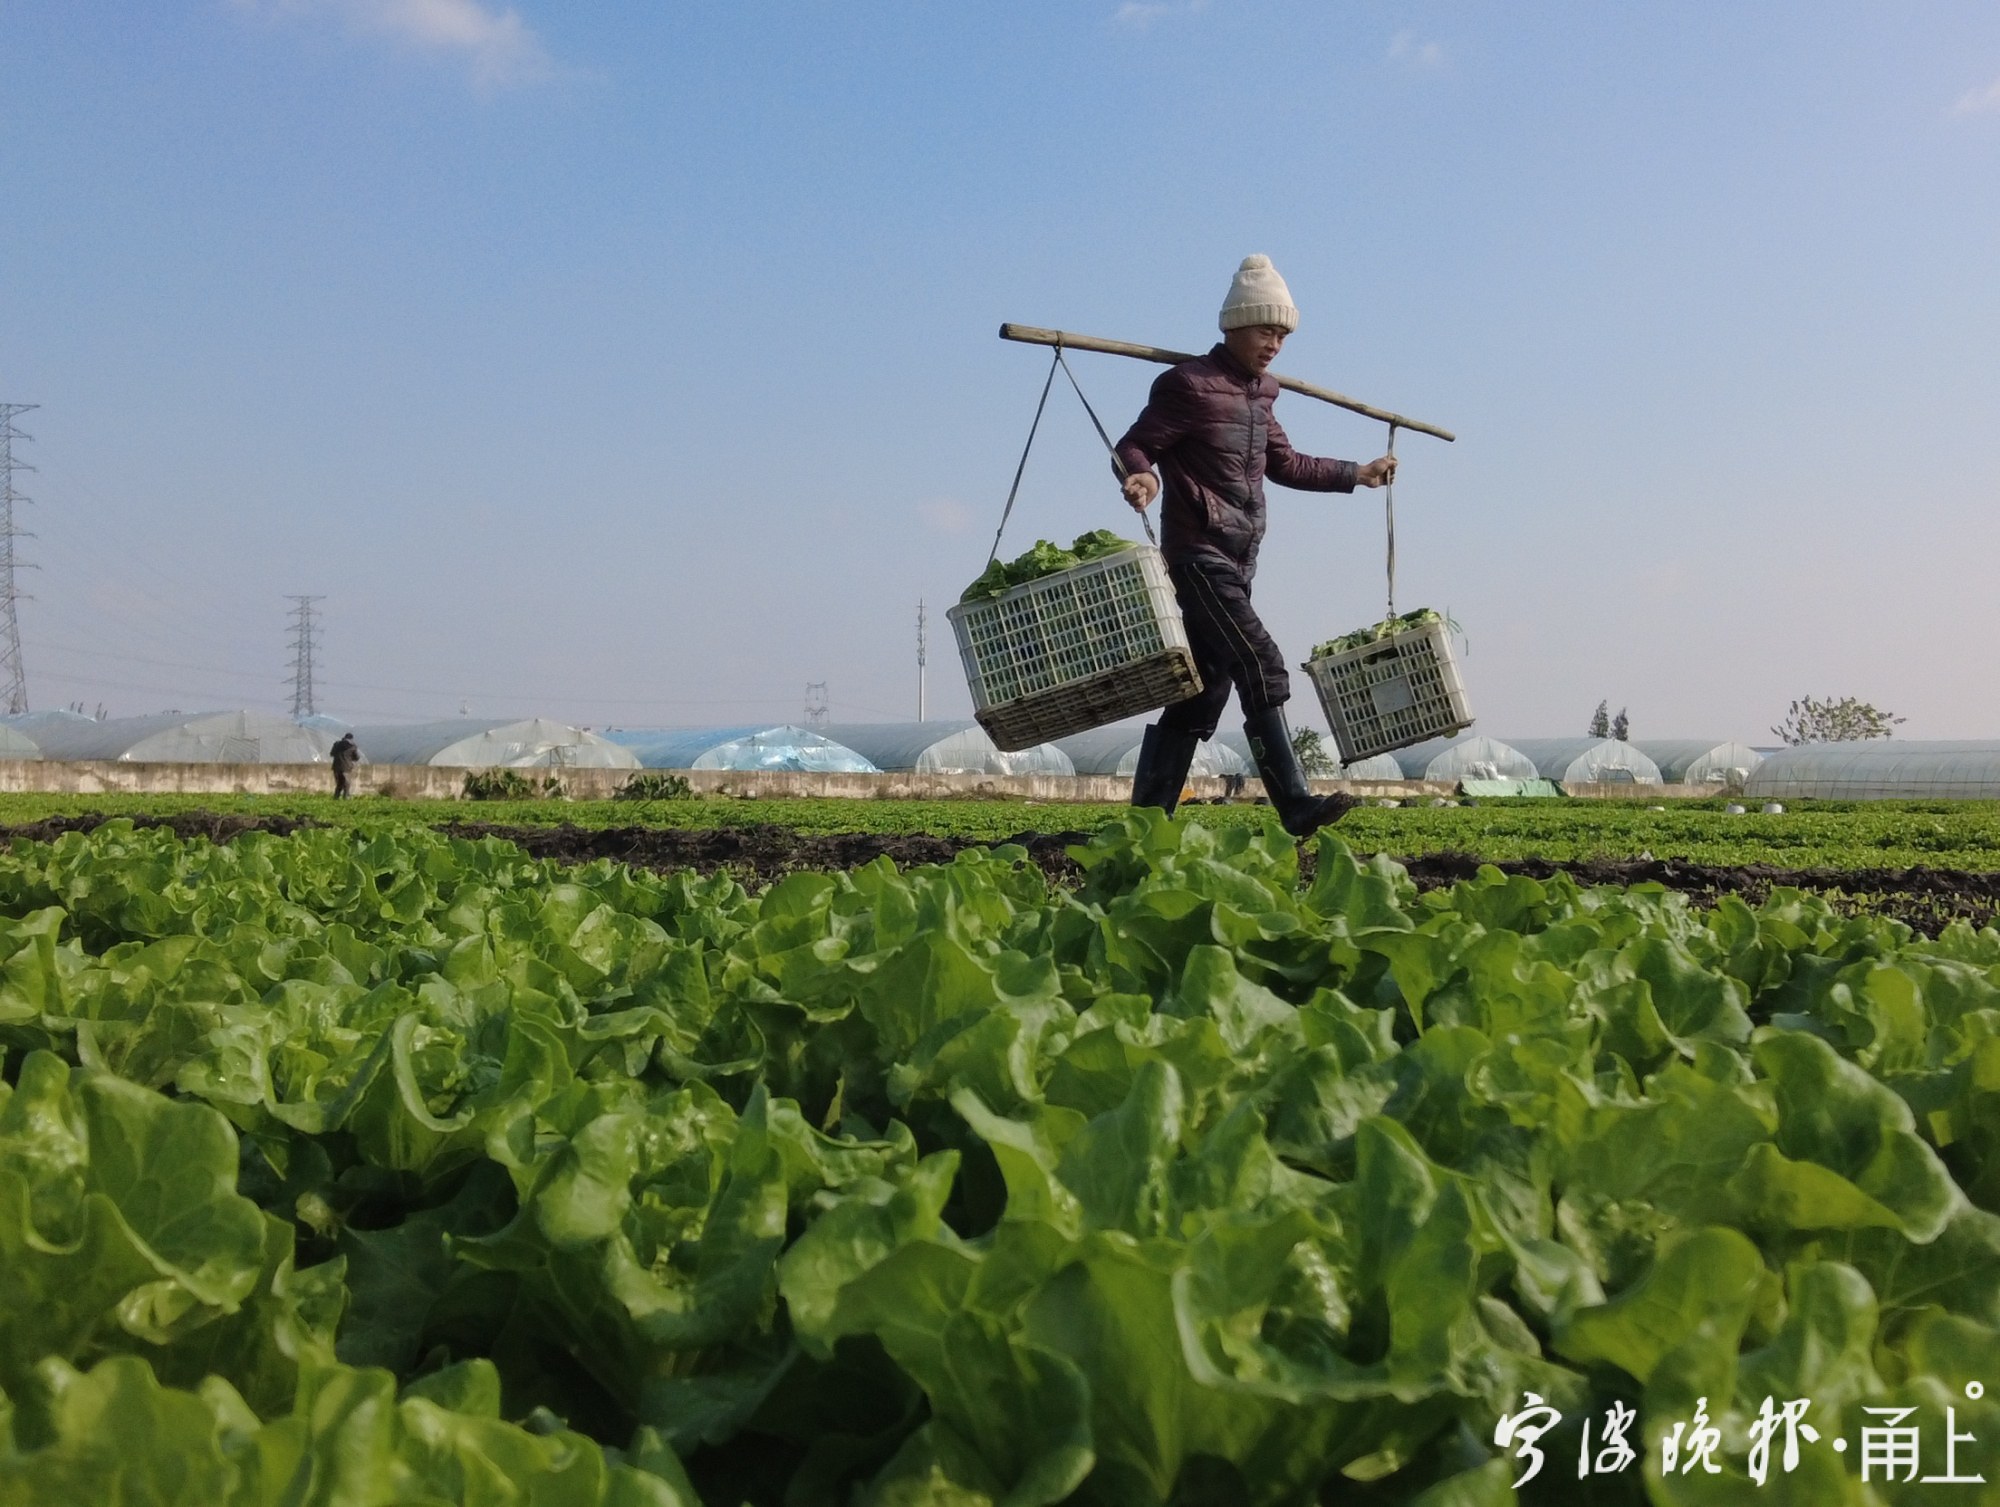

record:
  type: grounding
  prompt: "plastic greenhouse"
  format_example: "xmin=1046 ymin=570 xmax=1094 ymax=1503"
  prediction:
xmin=1504 ymin=738 xmax=1664 ymax=785
xmin=820 ymin=721 xmax=1073 ymax=776
xmin=349 ymin=719 xmax=639 ymax=769
xmin=2 ymin=708 xmax=97 ymax=741
xmin=1053 ymin=722 xmax=1249 ymax=778
xmin=8 ymin=710 xmax=331 ymax=764
xmin=604 ymin=726 xmax=878 ymax=773
xmin=1390 ymin=735 xmax=1538 ymax=782
xmin=1635 ymin=740 xmax=1765 ymax=786
xmin=296 ymin=714 xmax=355 ymax=738
xmin=1745 ymin=741 xmax=2000 ymax=800
xmin=1337 ymin=753 xmax=1408 ymax=781
xmin=0 ymin=720 xmax=43 ymax=759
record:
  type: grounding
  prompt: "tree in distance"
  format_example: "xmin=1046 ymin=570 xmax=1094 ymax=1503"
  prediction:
xmin=1291 ymin=727 xmax=1338 ymax=777
xmin=1589 ymin=700 xmax=1610 ymax=738
xmin=1612 ymin=706 xmax=1630 ymax=742
xmin=1772 ymin=695 xmax=1905 ymax=745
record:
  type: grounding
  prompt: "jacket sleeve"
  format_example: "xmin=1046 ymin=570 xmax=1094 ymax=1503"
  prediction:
xmin=1265 ymin=410 xmax=1358 ymax=492
xmin=1114 ymin=366 xmax=1197 ymax=480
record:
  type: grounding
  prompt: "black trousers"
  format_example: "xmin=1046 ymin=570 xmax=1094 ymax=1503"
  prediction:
xmin=1159 ymin=557 xmax=1291 ymax=740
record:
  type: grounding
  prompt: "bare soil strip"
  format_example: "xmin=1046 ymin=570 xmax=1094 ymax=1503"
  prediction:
xmin=4 ymin=813 xmax=1995 ymax=936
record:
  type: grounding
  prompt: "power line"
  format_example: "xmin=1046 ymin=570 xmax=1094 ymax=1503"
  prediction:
xmin=26 ymin=656 xmax=922 ymax=725
xmin=285 ymin=595 xmax=323 ymax=716
xmin=0 ymin=404 xmax=38 ymax=714
xmin=916 ymin=599 xmax=927 ymax=721
xmin=803 ymin=681 xmax=829 ymax=730
xmin=25 ymin=638 xmax=277 ymax=682
xmin=28 ymin=635 xmax=915 ymax=717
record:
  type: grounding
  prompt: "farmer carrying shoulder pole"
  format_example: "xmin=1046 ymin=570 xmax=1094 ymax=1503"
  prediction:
xmin=1115 ymin=254 xmax=1398 ymax=835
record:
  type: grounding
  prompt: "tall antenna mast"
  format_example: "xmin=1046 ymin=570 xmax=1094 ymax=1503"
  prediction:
xmin=0 ymin=404 xmax=39 ymax=715
xmin=285 ymin=595 xmax=324 ymax=716
xmin=916 ymin=599 xmax=927 ymax=721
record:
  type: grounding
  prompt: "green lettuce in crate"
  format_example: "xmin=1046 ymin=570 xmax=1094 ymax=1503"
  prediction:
xmin=1311 ymin=606 xmax=1448 ymax=660
xmin=960 ymin=528 xmax=1137 ymax=602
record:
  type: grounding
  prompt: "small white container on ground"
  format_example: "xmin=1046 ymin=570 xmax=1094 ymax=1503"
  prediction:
xmin=1303 ymin=616 xmax=1473 ymax=765
xmin=949 ymin=544 xmax=1202 ymax=752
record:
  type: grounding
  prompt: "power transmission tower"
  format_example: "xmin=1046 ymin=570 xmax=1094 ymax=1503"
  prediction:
xmin=0 ymin=404 xmax=39 ymax=714
xmin=285 ymin=595 xmax=324 ymax=716
xmin=916 ymin=600 xmax=927 ymax=721
xmin=803 ymin=681 xmax=829 ymax=730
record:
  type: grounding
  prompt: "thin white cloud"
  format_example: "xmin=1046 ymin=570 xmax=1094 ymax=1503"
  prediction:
xmin=916 ymin=498 xmax=976 ymax=536
xmin=1113 ymin=0 xmax=1207 ymax=32
xmin=1388 ymin=29 xmax=1445 ymax=70
xmin=232 ymin=0 xmax=559 ymax=88
xmin=1952 ymin=74 xmax=2000 ymax=116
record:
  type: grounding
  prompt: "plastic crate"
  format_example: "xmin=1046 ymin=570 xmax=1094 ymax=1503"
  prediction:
xmin=1303 ymin=616 xmax=1473 ymax=764
xmin=948 ymin=544 xmax=1201 ymax=751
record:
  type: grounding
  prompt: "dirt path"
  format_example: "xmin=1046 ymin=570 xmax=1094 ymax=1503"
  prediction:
xmin=4 ymin=813 xmax=1995 ymax=935
xmin=1393 ymin=851 xmax=2000 ymax=936
xmin=434 ymin=820 xmax=1092 ymax=886
xmin=441 ymin=823 xmax=2000 ymax=932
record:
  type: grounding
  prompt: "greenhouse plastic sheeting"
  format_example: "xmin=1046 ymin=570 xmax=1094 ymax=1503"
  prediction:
xmin=1390 ymin=735 xmax=1538 ymax=782
xmin=349 ymin=719 xmax=639 ymax=770
xmin=0 ymin=718 xmax=46 ymax=759
xmin=820 ymin=721 xmax=1074 ymax=777
xmin=8 ymin=710 xmax=331 ymax=764
xmin=1504 ymin=738 xmax=1663 ymax=785
xmin=1053 ymin=722 xmax=1249 ymax=778
xmin=1635 ymin=740 xmax=1764 ymax=786
xmin=2 ymin=708 xmax=96 ymax=740
xmin=605 ymin=725 xmax=879 ymax=774
xmin=1745 ymin=741 xmax=2000 ymax=800
xmin=1337 ymin=752 xmax=1407 ymax=781
xmin=296 ymin=714 xmax=355 ymax=737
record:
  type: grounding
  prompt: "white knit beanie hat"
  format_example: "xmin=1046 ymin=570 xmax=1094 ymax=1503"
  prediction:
xmin=1218 ymin=254 xmax=1299 ymax=333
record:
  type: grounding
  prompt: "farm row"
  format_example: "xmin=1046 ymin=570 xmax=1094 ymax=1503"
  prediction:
xmin=0 ymin=816 xmax=1996 ymax=1502
xmin=4 ymin=791 xmax=2000 ymax=871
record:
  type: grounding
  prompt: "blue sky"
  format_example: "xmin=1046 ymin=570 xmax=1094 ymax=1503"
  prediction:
xmin=2 ymin=2 xmax=1996 ymax=740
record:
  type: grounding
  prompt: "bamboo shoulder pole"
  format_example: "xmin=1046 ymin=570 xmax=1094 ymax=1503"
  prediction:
xmin=998 ymin=322 xmax=1454 ymax=443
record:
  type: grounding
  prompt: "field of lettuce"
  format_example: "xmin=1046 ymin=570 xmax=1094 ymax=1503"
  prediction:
xmin=6 ymin=791 xmax=2000 ymax=870
xmin=2 ymin=812 xmax=1999 ymax=1504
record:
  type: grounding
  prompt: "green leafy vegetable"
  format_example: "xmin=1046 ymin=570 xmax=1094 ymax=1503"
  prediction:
xmin=1311 ymin=607 xmax=1448 ymax=660
xmin=0 ymin=814 xmax=1994 ymax=1502
xmin=960 ymin=529 xmax=1140 ymax=602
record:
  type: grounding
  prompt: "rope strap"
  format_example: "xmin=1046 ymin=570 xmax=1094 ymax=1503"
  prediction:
xmin=988 ymin=340 xmax=1157 ymax=565
xmin=987 ymin=347 xmax=1062 ymax=566
xmin=1384 ymin=422 xmax=1398 ymax=620
xmin=1055 ymin=346 xmax=1158 ymax=547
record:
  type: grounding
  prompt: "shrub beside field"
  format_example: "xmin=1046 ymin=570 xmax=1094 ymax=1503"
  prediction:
xmin=0 ymin=816 xmax=1996 ymax=1503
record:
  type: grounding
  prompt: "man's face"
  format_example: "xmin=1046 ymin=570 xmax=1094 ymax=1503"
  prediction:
xmin=1223 ymin=323 xmax=1288 ymax=373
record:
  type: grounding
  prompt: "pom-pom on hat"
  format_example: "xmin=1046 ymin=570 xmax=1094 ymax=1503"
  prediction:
xmin=1218 ymin=254 xmax=1299 ymax=333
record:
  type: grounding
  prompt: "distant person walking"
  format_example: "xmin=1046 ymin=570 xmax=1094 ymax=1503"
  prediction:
xmin=1115 ymin=254 xmax=1398 ymax=836
xmin=330 ymin=732 xmax=360 ymax=799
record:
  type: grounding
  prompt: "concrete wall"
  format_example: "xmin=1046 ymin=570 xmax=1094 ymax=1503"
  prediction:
xmin=1559 ymin=782 xmax=1713 ymax=800
xmin=0 ymin=760 xmax=1728 ymax=804
xmin=0 ymin=759 xmax=1471 ymax=804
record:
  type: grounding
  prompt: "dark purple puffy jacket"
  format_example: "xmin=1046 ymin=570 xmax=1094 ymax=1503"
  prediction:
xmin=1114 ymin=343 xmax=1357 ymax=576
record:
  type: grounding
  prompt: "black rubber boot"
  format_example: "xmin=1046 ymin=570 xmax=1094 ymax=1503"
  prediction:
xmin=1244 ymin=707 xmax=1358 ymax=837
xmin=1130 ymin=723 xmax=1201 ymax=815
